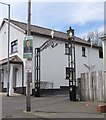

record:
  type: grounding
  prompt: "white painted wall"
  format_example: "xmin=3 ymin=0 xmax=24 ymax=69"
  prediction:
xmin=41 ymin=40 xmax=69 ymax=88
xmin=0 ymin=21 xmax=26 ymax=89
xmin=0 ymin=21 xmax=103 ymax=90
xmin=3 ymin=69 xmax=7 ymax=88
xmin=103 ymin=40 xmax=106 ymax=71
xmin=0 ymin=22 xmax=8 ymax=60
xmin=15 ymin=65 xmax=22 ymax=87
xmin=32 ymin=36 xmax=69 ymax=89
xmin=75 ymin=44 xmax=103 ymax=79
xmin=103 ymin=39 xmax=106 ymax=102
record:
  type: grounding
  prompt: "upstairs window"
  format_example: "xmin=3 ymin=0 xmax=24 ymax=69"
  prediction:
xmin=65 ymin=43 xmax=71 ymax=55
xmin=82 ymin=47 xmax=86 ymax=57
xmin=99 ymin=48 xmax=103 ymax=58
xmin=11 ymin=40 xmax=18 ymax=53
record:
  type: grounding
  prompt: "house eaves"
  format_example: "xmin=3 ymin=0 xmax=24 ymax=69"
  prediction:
xmin=0 ymin=18 xmax=25 ymax=34
xmin=1 ymin=18 xmax=102 ymax=49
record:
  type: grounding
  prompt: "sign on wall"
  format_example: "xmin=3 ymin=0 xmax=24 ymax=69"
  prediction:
xmin=25 ymin=60 xmax=32 ymax=73
xmin=23 ymin=36 xmax=33 ymax=59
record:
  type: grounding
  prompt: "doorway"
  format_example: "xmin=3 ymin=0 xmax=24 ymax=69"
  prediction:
xmin=13 ymin=68 xmax=18 ymax=90
xmin=0 ymin=69 xmax=4 ymax=92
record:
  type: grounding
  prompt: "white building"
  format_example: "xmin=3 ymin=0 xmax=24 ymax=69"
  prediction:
xmin=102 ymin=36 xmax=106 ymax=102
xmin=0 ymin=19 xmax=103 ymax=96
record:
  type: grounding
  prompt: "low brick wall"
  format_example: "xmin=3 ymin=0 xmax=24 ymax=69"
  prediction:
xmin=96 ymin=105 xmax=106 ymax=113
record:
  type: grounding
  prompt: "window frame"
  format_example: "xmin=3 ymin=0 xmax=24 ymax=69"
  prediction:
xmin=82 ymin=47 xmax=86 ymax=57
xmin=65 ymin=43 xmax=71 ymax=55
xmin=99 ymin=48 xmax=103 ymax=59
xmin=11 ymin=39 xmax=18 ymax=53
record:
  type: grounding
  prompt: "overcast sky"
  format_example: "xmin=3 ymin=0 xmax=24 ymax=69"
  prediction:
xmin=0 ymin=0 xmax=105 ymax=38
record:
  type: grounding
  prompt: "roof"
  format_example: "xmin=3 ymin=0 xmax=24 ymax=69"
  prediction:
xmin=0 ymin=55 xmax=23 ymax=66
xmin=1 ymin=18 xmax=102 ymax=48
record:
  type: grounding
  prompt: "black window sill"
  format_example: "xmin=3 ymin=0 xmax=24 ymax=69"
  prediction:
xmin=82 ymin=55 xmax=87 ymax=57
xmin=65 ymin=52 xmax=72 ymax=55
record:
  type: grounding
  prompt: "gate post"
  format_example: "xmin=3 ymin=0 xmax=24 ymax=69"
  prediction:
xmin=35 ymin=48 xmax=40 ymax=97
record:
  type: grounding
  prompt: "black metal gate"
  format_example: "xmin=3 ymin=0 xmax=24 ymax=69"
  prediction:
xmin=34 ymin=38 xmax=59 ymax=97
xmin=35 ymin=48 xmax=40 ymax=97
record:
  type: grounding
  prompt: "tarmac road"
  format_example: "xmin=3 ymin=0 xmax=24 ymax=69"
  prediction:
xmin=1 ymin=93 xmax=106 ymax=119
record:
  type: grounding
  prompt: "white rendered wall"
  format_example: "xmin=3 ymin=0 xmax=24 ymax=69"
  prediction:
xmin=15 ymin=65 xmax=22 ymax=87
xmin=103 ymin=40 xmax=106 ymax=71
xmin=75 ymin=44 xmax=103 ymax=79
xmin=0 ymin=22 xmax=26 ymax=88
xmin=41 ymin=41 xmax=69 ymax=88
xmin=32 ymin=36 xmax=69 ymax=89
xmin=103 ymin=40 xmax=106 ymax=102
xmin=0 ymin=22 xmax=103 ymax=89
xmin=0 ymin=23 xmax=8 ymax=60
xmin=3 ymin=69 xmax=7 ymax=88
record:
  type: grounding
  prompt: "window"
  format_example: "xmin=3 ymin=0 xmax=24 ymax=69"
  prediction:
xmin=65 ymin=43 xmax=71 ymax=55
xmin=99 ymin=48 xmax=103 ymax=58
xmin=82 ymin=47 xmax=86 ymax=57
xmin=0 ymin=69 xmax=1 ymax=82
xmin=11 ymin=40 xmax=18 ymax=53
xmin=0 ymin=69 xmax=4 ymax=82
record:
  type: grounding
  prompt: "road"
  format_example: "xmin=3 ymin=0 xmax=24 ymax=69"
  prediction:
xmin=0 ymin=93 xmax=106 ymax=119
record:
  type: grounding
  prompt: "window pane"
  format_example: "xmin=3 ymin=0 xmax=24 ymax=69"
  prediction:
xmin=82 ymin=47 xmax=86 ymax=56
xmin=65 ymin=43 xmax=71 ymax=55
xmin=11 ymin=40 xmax=18 ymax=53
xmin=99 ymin=48 xmax=103 ymax=58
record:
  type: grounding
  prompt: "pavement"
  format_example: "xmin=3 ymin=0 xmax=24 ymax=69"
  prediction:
xmin=0 ymin=93 xmax=106 ymax=119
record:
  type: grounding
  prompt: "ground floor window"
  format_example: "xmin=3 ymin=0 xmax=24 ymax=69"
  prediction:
xmin=0 ymin=69 xmax=4 ymax=82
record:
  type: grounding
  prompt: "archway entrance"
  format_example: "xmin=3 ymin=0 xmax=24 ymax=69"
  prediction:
xmin=34 ymin=39 xmax=66 ymax=97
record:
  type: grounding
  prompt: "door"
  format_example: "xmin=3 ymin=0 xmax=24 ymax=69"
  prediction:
xmin=0 ymin=69 xmax=4 ymax=92
xmin=13 ymin=68 xmax=18 ymax=89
